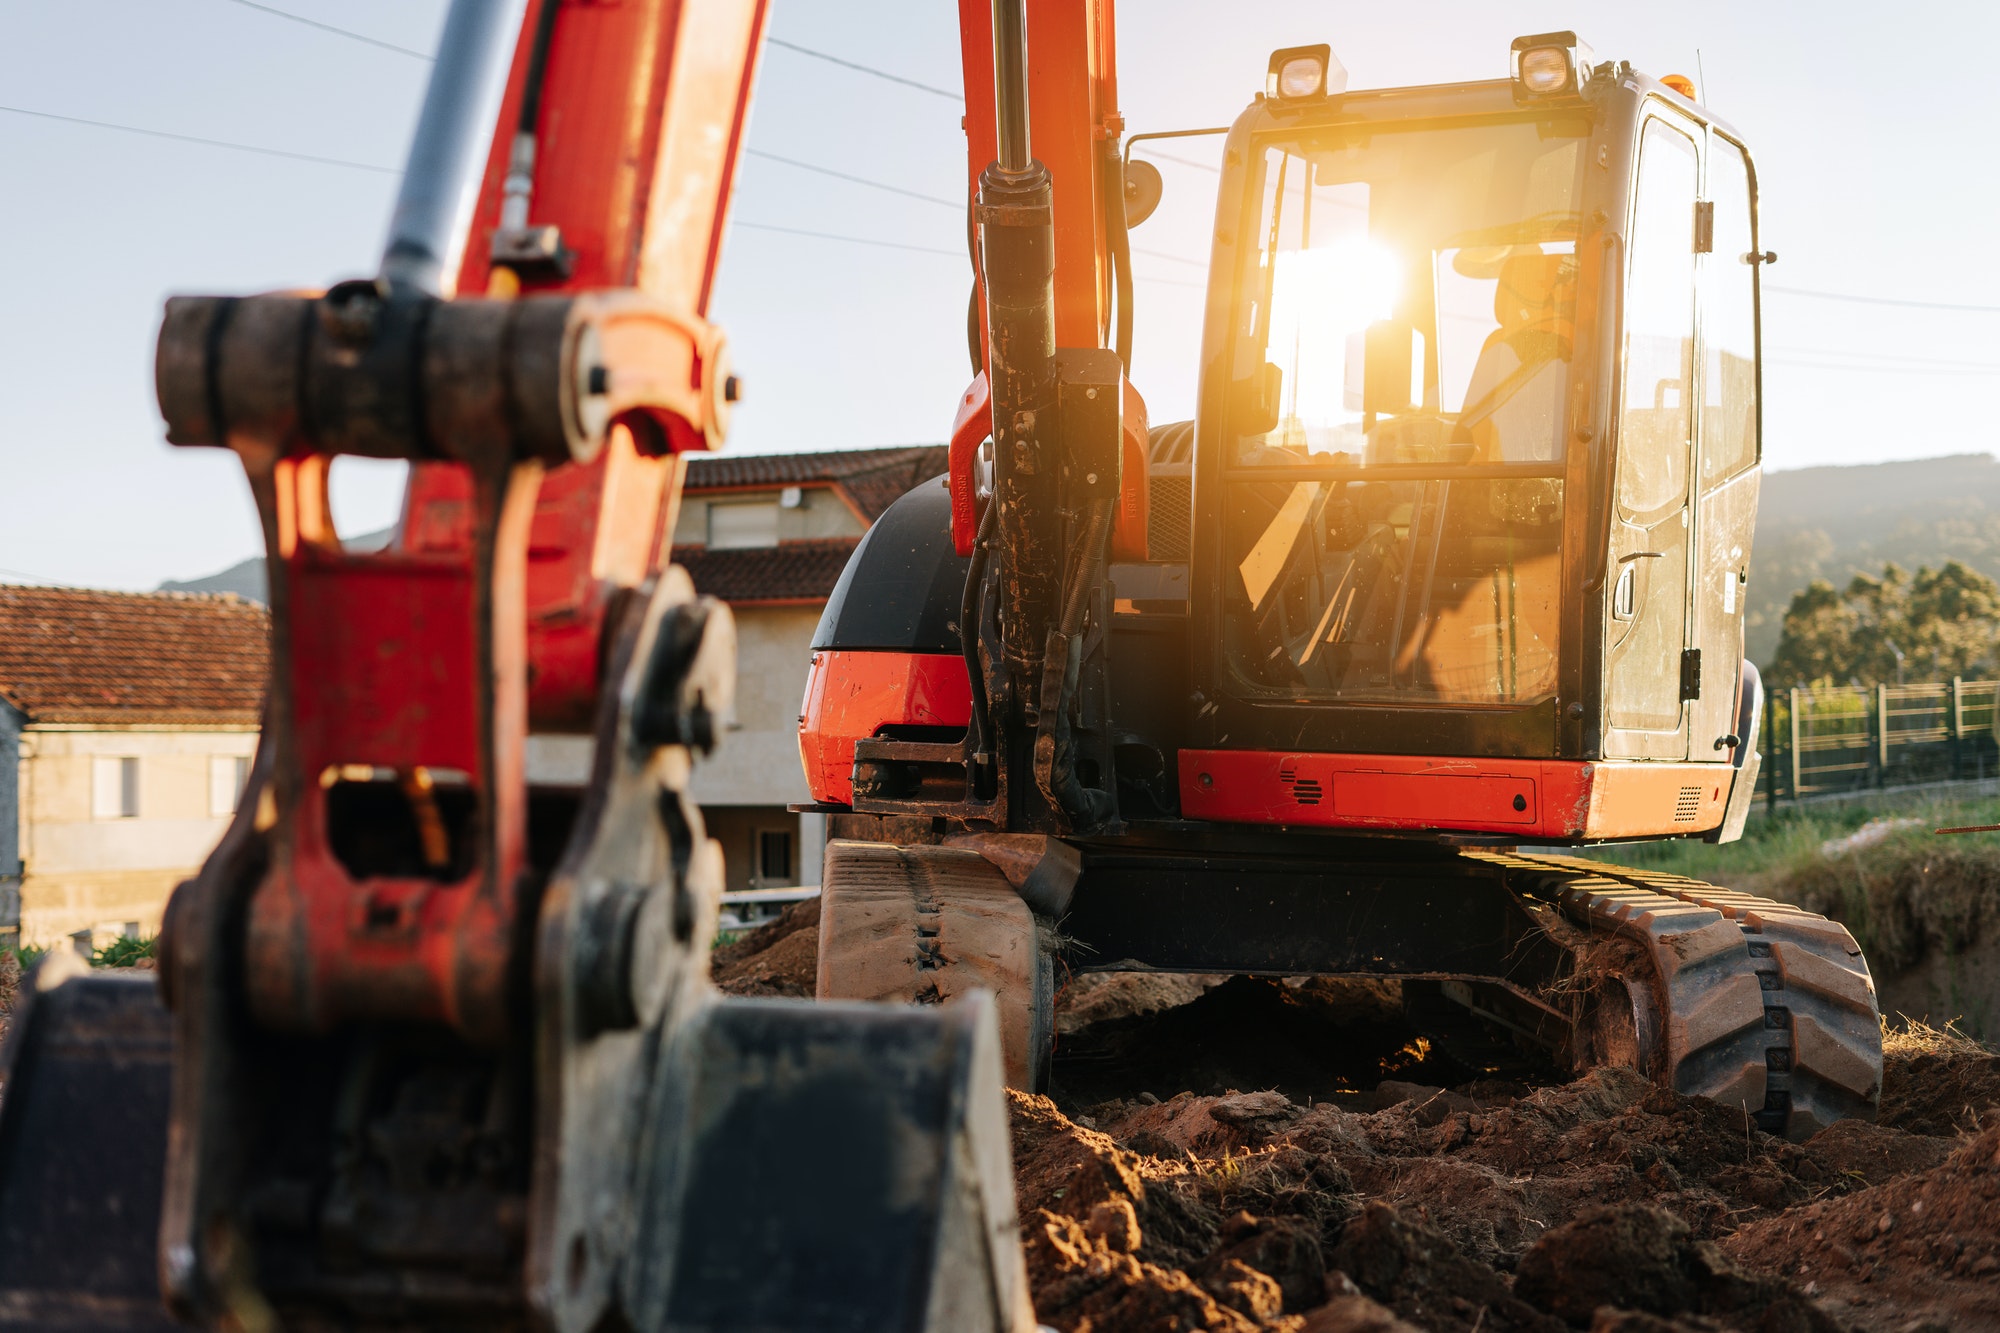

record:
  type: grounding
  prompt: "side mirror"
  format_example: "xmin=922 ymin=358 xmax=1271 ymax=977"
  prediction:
xmin=1231 ymin=362 xmax=1283 ymax=435
xmin=1123 ymin=159 xmax=1164 ymax=228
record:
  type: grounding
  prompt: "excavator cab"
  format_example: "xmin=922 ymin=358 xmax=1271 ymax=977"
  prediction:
xmin=809 ymin=27 xmax=1878 ymax=1144
xmin=1177 ymin=34 xmax=1766 ymax=842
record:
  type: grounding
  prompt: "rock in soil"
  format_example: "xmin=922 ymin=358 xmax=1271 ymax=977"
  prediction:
xmin=711 ymin=901 xmax=1995 ymax=1331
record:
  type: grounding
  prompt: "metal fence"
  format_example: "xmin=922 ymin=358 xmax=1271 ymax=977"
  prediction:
xmin=1759 ymin=679 xmax=2000 ymax=805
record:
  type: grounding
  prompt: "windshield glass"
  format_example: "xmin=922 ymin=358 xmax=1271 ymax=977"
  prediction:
xmin=1221 ymin=114 xmax=1587 ymax=706
xmin=1232 ymin=115 xmax=1589 ymax=468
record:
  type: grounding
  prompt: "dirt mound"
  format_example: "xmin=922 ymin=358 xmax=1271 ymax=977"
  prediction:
xmin=1022 ymin=994 xmax=2000 ymax=1331
xmin=1723 ymin=1125 xmax=2000 ymax=1330
xmin=711 ymin=896 xmax=819 ymax=997
xmin=1878 ymin=1020 xmax=2000 ymax=1135
xmin=708 ymin=903 xmax=1996 ymax=1330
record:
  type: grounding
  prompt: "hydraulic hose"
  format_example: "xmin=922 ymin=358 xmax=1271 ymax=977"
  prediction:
xmin=959 ymin=497 xmax=997 ymax=771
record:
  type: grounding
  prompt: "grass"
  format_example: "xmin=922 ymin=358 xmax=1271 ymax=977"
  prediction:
xmin=91 ymin=934 xmax=157 ymax=969
xmin=1579 ymin=790 xmax=2000 ymax=977
xmin=1882 ymin=1015 xmax=1992 ymax=1060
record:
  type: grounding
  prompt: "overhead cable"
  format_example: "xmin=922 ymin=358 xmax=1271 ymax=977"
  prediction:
xmin=766 ymin=37 xmax=961 ymax=102
xmin=734 ymin=221 xmax=960 ymax=257
xmin=0 ymin=103 xmax=400 ymax=173
xmin=218 ymin=0 xmax=432 ymax=60
xmin=744 ymin=148 xmax=960 ymax=208
xmin=1766 ymin=285 xmax=2000 ymax=314
xmin=1766 ymin=359 xmax=2000 ymax=376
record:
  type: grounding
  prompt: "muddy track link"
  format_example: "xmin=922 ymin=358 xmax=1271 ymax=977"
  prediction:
xmin=1472 ymin=852 xmax=1882 ymax=1138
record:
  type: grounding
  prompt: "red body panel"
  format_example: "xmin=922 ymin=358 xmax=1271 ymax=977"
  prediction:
xmin=799 ymin=651 xmax=973 ymax=805
xmin=247 ymin=0 xmax=767 ymax=1043
xmin=1179 ymin=749 xmax=1732 ymax=841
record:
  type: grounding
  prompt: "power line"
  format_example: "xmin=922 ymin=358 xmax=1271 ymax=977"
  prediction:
xmin=0 ymin=103 xmax=400 ymax=173
xmin=1133 ymin=245 xmax=1205 ymax=269
xmin=744 ymin=148 xmax=959 ymax=209
xmin=1133 ymin=146 xmax=1220 ymax=174
xmin=732 ymin=221 xmax=1207 ymax=291
xmin=1769 ymin=345 xmax=2000 ymax=371
xmin=1766 ymin=359 xmax=2000 ymax=377
xmin=1766 ymin=285 xmax=2000 ymax=314
xmin=766 ymin=37 xmax=960 ymax=102
xmin=217 ymin=0 xmax=433 ymax=60
xmin=734 ymin=220 xmax=960 ymax=258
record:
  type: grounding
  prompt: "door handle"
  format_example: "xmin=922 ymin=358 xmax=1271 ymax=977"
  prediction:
xmin=1619 ymin=551 xmax=1665 ymax=563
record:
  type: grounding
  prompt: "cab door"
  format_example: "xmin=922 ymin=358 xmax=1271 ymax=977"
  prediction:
xmin=1604 ymin=113 xmax=1700 ymax=759
xmin=1686 ymin=134 xmax=1761 ymax=759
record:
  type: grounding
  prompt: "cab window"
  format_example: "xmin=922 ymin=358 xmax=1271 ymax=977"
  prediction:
xmin=1701 ymin=138 xmax=1758 ymax=485
xmin=1616 ymin=119 xmax=1698 ymax=519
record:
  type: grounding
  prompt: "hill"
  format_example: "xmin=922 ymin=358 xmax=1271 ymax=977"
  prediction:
xmin=155 ymin=458 xmax=2000 ymax=671
xmin=1748 ymin=454 xmax=2000 ymax=664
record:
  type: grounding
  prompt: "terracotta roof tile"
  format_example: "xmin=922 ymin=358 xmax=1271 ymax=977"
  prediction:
xmin=670 ymin=538 xmax=860 ymax=605
xmin=0 ymin=585 xmax=268 ymax=726
xmin=685 ymin=445 xmax=947 ymax=521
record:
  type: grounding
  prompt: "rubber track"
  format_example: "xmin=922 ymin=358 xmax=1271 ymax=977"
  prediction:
xmin=1467 ymin=852 xmax=1883 ymax=1138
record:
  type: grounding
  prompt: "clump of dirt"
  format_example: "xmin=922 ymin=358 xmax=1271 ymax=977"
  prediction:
xmin=710 ymin=896 xmax=819 ymax=997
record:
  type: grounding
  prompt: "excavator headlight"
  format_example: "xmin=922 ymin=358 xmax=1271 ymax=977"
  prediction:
xmin=1510 ymin=31 xmax=1593 ymax=98
xmin=1266 ymin=44 xmax=1347 ymax=101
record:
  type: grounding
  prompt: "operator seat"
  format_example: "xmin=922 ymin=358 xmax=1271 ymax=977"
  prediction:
xmin=1454 ymin=251 xmax=1576 ymax=463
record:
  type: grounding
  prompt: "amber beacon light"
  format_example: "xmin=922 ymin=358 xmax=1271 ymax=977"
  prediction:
xmin=1510 ymin=30 xmax=1594 ymax=98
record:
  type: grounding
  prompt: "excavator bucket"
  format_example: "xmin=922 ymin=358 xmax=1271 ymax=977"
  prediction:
xmin=0 ymin=962 xmax=176 ymax=1332
xmin=0 ymin=962 xmax=1032 ymax=1331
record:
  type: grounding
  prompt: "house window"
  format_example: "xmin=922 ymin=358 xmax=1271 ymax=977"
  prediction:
xmin=707 ymin=500 xmax=780 ymax=550
xmin=93 ymin=756 xmax=139 ymax=820
xmin=210 ymin=755 xmax=250 ymax=817
xmin=756 ymin=829 xmax=794 ymax=886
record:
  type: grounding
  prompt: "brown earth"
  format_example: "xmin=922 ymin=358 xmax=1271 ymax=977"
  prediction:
xmin=718 ymin=903 xmax=2000 ymax=1332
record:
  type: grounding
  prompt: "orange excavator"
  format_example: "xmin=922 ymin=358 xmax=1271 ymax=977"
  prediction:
xmin=0 ymin=4 xmax=1886 ymax=1329
xmin=0 ymin=3 xmax=1032 ymax=1330
xmin=805 ymin=7 xmax=1886 ymax=1140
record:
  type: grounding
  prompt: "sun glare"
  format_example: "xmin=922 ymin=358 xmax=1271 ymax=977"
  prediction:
xmin=1264 ymin=236 xmax=1402 ymax=452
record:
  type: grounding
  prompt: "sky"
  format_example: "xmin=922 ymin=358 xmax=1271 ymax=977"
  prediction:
xmin=1 ymin=0 xmax=1995 ymax=590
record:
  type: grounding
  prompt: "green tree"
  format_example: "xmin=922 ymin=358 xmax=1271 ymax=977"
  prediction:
xmin=1767 ymin=560 xmax=2000 ymax=688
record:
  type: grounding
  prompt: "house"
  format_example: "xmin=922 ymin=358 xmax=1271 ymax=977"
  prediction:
xmin=0 ymin=586 xmax=267 ymax=950
xmin=669 ymin=445 xmax=947 ymax=896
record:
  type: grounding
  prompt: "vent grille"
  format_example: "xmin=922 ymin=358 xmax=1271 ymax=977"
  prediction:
xmin=1147 ymin=476 xmax=1192 ymax=562
xmin=1673 ymin=786 xmax=1702 ymax=822
xmin=1291 ymin=778 xmax=1324 ymax=806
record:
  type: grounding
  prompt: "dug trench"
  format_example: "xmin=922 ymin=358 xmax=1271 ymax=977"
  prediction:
xmin=716 ymin=898 xmax=2000 ymax=1332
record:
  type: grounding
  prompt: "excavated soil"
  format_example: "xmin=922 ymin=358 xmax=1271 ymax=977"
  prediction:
xmin=718 ymin=905 xmax=2000 ymax=1331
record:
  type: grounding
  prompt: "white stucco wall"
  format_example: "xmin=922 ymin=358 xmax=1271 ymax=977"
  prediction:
xmin=690 ymin=605 xmax=819 ymax=807
xmin=671 ymin=484 xmax=867 ymax=549
xmin=16 ymin=725 xmax=257 ymax=944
